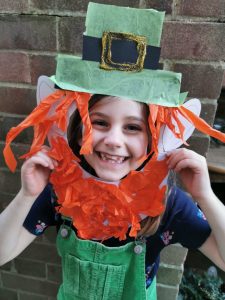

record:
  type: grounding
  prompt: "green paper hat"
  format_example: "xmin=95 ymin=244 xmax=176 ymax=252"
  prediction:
xmin=51 ymin=2 xmax=185 ymax=107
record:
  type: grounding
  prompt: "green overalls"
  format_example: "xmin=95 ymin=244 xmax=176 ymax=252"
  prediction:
xmin=57 ymin=222 xmax=157 ymax=300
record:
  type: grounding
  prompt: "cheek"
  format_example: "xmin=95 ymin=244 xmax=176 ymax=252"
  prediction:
xmin=90 ymin=130 xmax=103 ymax=147
xmin=131 ymin=135 xmax=148 ymax=156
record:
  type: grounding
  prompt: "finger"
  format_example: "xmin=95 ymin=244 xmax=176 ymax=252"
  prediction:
xmin=41 ymin=145 xmax=51 ymax=152
xmin=23 ymin=156 xmax=51 ymax=169
xmin=39 ymin=147 xmax=58 ymax=168
xmin=166 ymin=149 xmax=186 ymax=168
xmin=52 ymin=160 xmax=59 ymax=167
xmin=25 ymin=153 xmax=54 ymax=170
xmin=35 ymin=152 xmax=55 ymax=169
xmin=166 ymin=148 xmax=199 ymax=168
xmin=172 ymin=158 xmax=201 ymax=173
xmin=38 ymin=151 xmax=60 ymax=169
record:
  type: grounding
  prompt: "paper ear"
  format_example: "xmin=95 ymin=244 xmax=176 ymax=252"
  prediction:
xmin=158 ymin=98 xmax=201 ymax=153
xmin=36 ymin=75 xmax=77 ymax=142
xmin=37 ymin=75 xmax=57 ymax=104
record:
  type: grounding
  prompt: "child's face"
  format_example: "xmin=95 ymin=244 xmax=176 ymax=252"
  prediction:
xmin=84 ymin=96 xmax=149 ymax=181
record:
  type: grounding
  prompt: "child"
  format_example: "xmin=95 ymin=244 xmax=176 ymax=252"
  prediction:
xmin=1 ymin=3 xmax=225 ymax=300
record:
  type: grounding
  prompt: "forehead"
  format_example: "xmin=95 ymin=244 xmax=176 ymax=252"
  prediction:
xmin=90 ymin=96 xmax=146 ymax=117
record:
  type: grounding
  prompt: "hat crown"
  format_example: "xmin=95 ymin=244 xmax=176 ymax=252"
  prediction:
xmin=85 ymin=2 xmax=165 ymax=47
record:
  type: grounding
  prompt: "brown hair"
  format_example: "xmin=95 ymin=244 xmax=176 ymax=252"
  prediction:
xmin=67 ymin=94 xmax=165 ymax=238
xmin=138 ymin=215 xmax=161 ymax=237
xmin=137 ymin=189 xmax=170 ymax=238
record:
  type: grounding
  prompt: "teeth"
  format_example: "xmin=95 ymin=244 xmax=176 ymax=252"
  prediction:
xmin=99 ymin=152 xmax=125 ymax=164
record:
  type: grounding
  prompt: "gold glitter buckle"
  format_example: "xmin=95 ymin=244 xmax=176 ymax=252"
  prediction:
xmin=100 ymin=31 xmax=147 ymax=72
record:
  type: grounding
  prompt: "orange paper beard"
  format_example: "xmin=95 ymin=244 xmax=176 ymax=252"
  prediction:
xmin=49 ymin=137 xmax=168 ymax=241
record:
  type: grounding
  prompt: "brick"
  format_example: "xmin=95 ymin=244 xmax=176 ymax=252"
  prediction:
xmin=157 ymin=264 xmax=183 ymax=285
xmin=0 ymin=15 xmax=57 ymax=51
xmin=30 ymin=0 xmax=140 ymax=12
xmin=58 ymin=17 xmax=85 ymax=54
xmin=58 ymin=0 xmax=140 ymax=11
xmin=29 ymin=0 xmax=57 ymax=11
xmin=145 ymin=0 xmax=173 ymax=14
xmin=177 ymin=0 xmax=225 ymax=18
xmin=0 ymin=52 xmax=31 ymax=84
xmin=19 ymin=292 xmax=49 ymax=300
xmin=0 ymin=0 xmax=29 ymax=12
xmin=161 ymin=22 xmax=225 ymax=61
xmin=0 ymin=87 xmax=36 ymax=115
xmin=0 ymin=114 xmax=33 ymax=144
xmin=30 ymin=55 xmax=56 ymax=85
xmin=200 ymin=102 xmax=217 ymax=126
xmin=1 ymin=272 xmax=59 ymax=297
xmin=47 ymin=264 xmax=62 ymax=283
xmin=0 ymin=191 xmax=16 ymax=211
xmin=186 ymin=135 xmax=210 ymax=156
xmin=160 ymin=244 xmax=188 ymax=266
xmin=0 ymin=287 xmax=17 ymax=300
xmin=18 ymin=292 xmax=49 ymax=300
xmin=0 ymin=169 xmax=21 ymax=194
xmin=0 ymin=260 xmax=12 ymax=271
xmin=157 ymin=284 xmax=179 ymax=300
xmin=19 ymin=242 xmax=61 ymax=264
xmin=223 ymin=72 xmax=225 ymax=88
xmin=14 ymin=258 xmax=46 ymax=278
xmin=173 ymin=63 xmax=224 ymax=99
xmin=41 ymin=227 xmax=58 ymax=244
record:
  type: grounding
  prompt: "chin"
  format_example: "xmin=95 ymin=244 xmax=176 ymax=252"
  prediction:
xmin=96 ymin=170 xmax=128 ymax=182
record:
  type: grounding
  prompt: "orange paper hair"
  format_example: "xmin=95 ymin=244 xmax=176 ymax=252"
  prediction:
xmin=3 ymin=92 xmax=225 ymax=172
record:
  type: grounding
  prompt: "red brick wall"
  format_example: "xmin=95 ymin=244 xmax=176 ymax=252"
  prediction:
xmin=0 ymin=1 xmax=224 ymax=299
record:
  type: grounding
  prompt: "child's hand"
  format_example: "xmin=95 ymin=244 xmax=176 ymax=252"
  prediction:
xmin=166 ymin=148 xmax=213 ymax=203
xmin=21 ymin=147 xmax=58 ymax=198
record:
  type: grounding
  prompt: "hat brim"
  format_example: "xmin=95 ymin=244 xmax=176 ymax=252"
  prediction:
xmin=50 ymin=54 xmax=184 ymax=107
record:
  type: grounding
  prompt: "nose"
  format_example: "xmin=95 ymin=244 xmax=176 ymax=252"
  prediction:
xmin=103 ymin=127 xmax=123 ymax=148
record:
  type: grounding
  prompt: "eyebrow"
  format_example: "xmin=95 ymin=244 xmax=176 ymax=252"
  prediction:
xmin=89 ymin=112 xmax=146 ymax=123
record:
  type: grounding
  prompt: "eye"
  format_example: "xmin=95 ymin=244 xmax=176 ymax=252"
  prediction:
xmin=125 ymin=124 xmax=142 ymax=132
xmin=92 ymin=119 xmax=108 ymax=128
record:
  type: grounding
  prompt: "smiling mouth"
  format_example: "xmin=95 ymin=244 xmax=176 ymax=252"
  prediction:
xmin=96 ymin=151 xmax=129 ymax=164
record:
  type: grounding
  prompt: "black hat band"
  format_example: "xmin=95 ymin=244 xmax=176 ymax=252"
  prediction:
xmin=82 ymin=34 xmax=161 ymax=71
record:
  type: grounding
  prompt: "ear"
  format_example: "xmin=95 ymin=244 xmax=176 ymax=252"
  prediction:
xmin=158 ymin=98 xmax=201 ymax=153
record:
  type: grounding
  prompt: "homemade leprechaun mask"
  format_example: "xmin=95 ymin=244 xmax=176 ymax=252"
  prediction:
xmin=3 ymin=3 xmax=225 ymax=240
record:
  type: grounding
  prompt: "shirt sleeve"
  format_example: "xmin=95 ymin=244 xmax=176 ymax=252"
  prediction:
xmin=23 ymin=184 xmax=57 ymax=236
xmin=162 ymin=187 xmax=212 ymax=249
